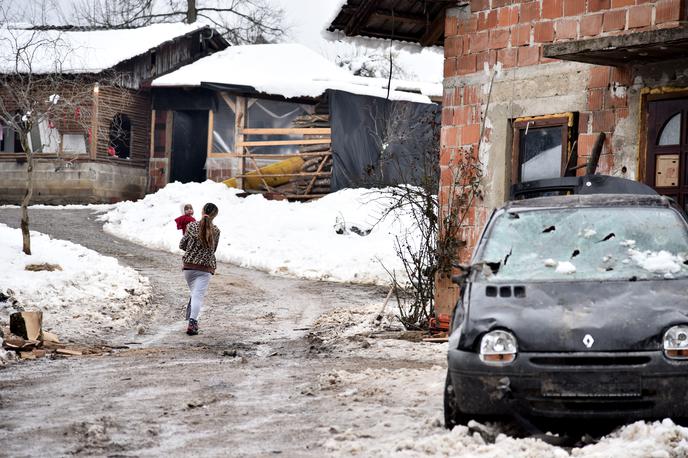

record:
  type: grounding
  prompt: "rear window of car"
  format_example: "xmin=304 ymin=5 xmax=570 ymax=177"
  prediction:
xmin=477 ymin=206 xmax=688 ymax=282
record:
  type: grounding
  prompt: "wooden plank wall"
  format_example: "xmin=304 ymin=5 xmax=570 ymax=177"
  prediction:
xmin=95 ymin=86 xmax=151 ymax=167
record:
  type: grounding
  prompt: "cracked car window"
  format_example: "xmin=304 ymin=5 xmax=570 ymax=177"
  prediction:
xmin=478 ymin=207 xmax=688 ymax=282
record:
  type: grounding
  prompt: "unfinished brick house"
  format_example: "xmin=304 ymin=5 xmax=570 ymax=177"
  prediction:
xmin=0 ymin=24 xmax=227 ymax=204
xmin=330 ymin=0 xmax=688 ymax=318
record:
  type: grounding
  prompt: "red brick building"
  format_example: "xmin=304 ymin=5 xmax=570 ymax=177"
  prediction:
xmin=330 ymin=0 xmax=688 ymax=316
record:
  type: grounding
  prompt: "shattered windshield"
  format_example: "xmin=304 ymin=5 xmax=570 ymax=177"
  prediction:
xmin=478 ymin=206 xmax=688 ymax=282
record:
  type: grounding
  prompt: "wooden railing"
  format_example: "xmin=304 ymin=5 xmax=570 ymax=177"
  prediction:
xmin=229 ymin=127 xmax=333 ymax=197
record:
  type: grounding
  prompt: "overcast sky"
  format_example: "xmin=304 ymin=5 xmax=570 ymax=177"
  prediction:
xmin=272 ymin=0 xmax=443 ymax=82
xmin=9 ymin=0 xmax=443 ymax=82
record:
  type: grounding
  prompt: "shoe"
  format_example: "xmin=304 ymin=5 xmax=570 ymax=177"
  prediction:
xmin=184 ymin=299 xmax=191 ymax=320
xmin=186 ymin=318 xmax=199 ymax=336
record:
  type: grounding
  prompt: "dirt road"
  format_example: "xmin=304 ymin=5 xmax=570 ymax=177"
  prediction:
xmin=0 ymin=209 xmax=446 ymax=457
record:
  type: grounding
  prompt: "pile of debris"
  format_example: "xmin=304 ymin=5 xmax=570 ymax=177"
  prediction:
xmin=293 ymin=114 xmax=333 ymax=196
xmin=2 ymin=311 xmax=91 ymax=360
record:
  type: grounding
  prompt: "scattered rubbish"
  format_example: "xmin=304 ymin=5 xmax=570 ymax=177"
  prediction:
xmin=41 ymin=331 xmax=60 ymax=343
xmin=55 ymin=348 xmax=83 ymax=356
xmin=10 ymin=311 xmax=43 ymax=340
xmin=2 ymin=317 xmax=101 ymax=362
xmin=24 ymin=263 xmax=62 ymax=272
xmin=334 ymin=215 xmax=372 ymax=236
xmin=422 ymin=337 xmax=448 ymax=343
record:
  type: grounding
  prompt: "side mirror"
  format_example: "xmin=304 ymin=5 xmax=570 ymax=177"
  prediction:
xmin=450 ymin=263 xmax=471 ymax=285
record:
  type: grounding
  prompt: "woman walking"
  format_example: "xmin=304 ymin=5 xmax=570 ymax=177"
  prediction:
xmin=179 ymin=202 xmax=220 ymax=335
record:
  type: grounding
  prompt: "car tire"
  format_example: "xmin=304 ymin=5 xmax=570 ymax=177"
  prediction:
xmin=444 ymin=371 xmax=470 ymax=430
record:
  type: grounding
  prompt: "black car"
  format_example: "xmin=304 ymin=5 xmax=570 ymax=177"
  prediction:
xmin=445 ymin=188 xmax=688 ymax=428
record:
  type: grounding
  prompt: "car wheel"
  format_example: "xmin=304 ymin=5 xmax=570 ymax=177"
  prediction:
xmin=444 ymin=371 xmax=470 ymax=429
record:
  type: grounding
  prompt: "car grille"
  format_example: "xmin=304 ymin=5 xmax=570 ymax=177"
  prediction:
xmin=526 ymin=398 xmax=655 ymax=416
xmin=529 ymin=355 xmax=652 ymax=367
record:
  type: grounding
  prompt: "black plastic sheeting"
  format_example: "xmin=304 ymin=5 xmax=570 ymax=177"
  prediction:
xmin=152 ymin=88 xmax=217 ymax=111
xmin=328 ymin=90 xmax=440 ymax=192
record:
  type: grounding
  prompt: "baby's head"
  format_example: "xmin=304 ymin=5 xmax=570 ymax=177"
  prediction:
xmin=183 ymin=204 xmax=194 ymax=216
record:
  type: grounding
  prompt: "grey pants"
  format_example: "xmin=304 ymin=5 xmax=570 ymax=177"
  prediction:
xmin=184 ymin=270 xmax=212 ymax=321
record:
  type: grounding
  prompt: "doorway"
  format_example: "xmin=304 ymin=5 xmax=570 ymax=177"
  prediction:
xmin=646 ymin=97 xmax=688 ymax=211
xmin=170 ymin=110 xmax=208 ymax=183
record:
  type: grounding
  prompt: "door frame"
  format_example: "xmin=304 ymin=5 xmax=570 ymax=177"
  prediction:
xmin=639 ymin=87 xmax=688 ymax=184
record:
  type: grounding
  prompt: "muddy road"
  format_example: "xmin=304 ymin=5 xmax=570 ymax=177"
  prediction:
xmin=0 ymin=209 xmax=446 ymax=457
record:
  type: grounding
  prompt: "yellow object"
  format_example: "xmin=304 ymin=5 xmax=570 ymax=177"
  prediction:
xmin=223 ymin=156 xmax=304 ymax=190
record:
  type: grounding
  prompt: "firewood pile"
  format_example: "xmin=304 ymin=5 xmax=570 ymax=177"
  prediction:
xmin=292 ymin=114 xmax=333 ymax=196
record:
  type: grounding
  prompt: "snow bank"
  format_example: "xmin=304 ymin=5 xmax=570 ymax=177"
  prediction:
xmin=100 ymin=181 xmax=417 ymax=285
xmin=0 ymin=224 xmax=151 ymax=341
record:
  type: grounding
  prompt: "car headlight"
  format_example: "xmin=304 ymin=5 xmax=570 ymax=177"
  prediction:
xmin=479 ymin=330 xmax=517 ymax=364
xmin=664 ymin=325 xmax=688 ymax=359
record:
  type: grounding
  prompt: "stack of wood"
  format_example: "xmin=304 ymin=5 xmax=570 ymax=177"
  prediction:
xmin=292 ymin=114 xmax=333 ymax=196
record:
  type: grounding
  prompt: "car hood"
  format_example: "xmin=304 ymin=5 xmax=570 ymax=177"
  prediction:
xmin=459 ymin=279 xmax=688 ymax=352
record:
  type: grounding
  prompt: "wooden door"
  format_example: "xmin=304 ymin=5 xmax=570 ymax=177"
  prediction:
xmin=647 ymin=98 xmax=688 ymax=210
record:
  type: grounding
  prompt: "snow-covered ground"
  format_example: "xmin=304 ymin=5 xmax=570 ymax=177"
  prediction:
xmin=100 ymin=181 xmax=416 ymax=285
xmin=313 ymin=302 xmax=688 ymax=457
xmin=0 ymin=223 xmax=151 ymax=342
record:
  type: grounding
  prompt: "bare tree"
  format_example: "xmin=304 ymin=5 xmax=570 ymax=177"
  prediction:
xmin=371 ymin=68 xmax=494 ymax=329
xmin=0 ymin=19 xmax=127 ymax=254
xmin=72 ymin=0 xmax=285 ymax=45
xmin=334 ymin=46 xmax=415 ymax=80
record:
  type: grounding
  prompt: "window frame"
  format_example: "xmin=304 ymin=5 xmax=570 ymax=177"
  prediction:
xmin=108 ymin=113 xmax=133 ymax=159
xmin=511 ymin=113 xmax=576 ymax=185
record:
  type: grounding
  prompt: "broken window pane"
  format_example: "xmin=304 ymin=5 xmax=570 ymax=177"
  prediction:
xmin=658 ymin=113 xmax=681 ymax=146
xmin=478 ymin=206 xmax=688 ymax=282
xmin=519 ymin=126 xmax=563 ymax=182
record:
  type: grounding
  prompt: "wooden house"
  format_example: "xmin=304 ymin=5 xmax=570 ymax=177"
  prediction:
xmin=0 ymin=23 xmax=228 ymax=204
xmin=149 ymin=43 xmax=442 ymax=198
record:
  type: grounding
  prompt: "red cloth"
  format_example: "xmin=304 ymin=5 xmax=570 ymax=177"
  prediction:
xmin=175 ymin=215 xmax=196 ymax=234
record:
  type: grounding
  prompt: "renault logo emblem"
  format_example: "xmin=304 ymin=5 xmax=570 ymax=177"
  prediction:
xmin=583 ymin=334 xmax=595 ymax=348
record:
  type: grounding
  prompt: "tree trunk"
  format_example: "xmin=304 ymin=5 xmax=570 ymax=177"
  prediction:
xmin=186 ymin=0 xmax=197 ymax=23
xmin=20 ymin=134 xmax=33 ymax=255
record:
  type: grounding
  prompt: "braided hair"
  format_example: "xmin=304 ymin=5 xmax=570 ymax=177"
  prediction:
xmin=198 ymin=202 xmax=218 ymax=248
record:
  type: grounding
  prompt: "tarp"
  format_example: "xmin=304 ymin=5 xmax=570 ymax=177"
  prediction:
xmin=329 ymin=90 xmax=440 ymax=192
xmin=152 ymin=88 xmax=217 ymax=111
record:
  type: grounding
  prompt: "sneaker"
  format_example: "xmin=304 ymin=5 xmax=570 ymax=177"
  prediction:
xmin=186 ymin=318 xmax=199 ymax=336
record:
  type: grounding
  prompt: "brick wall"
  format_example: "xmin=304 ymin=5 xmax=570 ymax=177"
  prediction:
xmin=436 ymin=0 xmax=686 ymax=318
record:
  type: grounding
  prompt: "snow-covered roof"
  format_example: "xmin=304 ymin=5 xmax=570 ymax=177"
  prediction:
xmin=152 ymin=43 xmax=439 ymax=104
xmin=0 ymin=23 xmax=207 ymax=74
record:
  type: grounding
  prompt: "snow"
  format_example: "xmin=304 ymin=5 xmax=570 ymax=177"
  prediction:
xmin=556 ymin=261 xmax=577 ymax=274
xmin=314 ymin=301 xmax=688 ymax=457
xmin=0 ymin=23 xmax=205 ymax=74
xmin=99 ymin=181 xmax=416 ymax=286
xmin=0 ymin=223 xmax=151 ymax=341
xmin=152 ymin=43 xmax=436 ymax=103
xmin=628 ymin=249 xmax=685 ymax=275
xmin=580 ymin=228 xmax=597 ymax=239
xmin=544 ymin=259 xmax=576 ymax=274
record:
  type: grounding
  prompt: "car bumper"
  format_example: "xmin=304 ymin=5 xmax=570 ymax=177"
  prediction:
xmin=448 ymin=348 xmax=688 ymax=419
